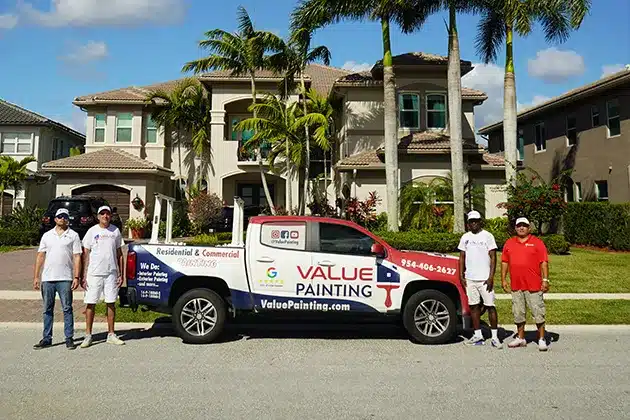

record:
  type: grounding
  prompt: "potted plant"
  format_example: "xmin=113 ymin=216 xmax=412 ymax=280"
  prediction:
xmin=126 ymin=217 xmax=149 ymax=239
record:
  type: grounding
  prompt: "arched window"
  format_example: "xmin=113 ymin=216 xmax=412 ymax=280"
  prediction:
xmin=426 ymin=93 xmax=447 ymax=129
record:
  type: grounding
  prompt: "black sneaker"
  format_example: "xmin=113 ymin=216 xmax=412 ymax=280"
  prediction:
xmin=33 ymin=339 xmax=52 ymax=350
xmin=66 ymin=338 xmax=76 ymax=350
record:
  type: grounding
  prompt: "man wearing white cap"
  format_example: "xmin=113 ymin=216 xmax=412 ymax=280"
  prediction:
xmin=458 ymin=210 xmax=502 ymax=348
xmin=80 ymin=205 xmax=125 ymax=347
xmin=501 ymin=217 xmax=550 ymax=351
xmin=33 ymin=208 xmax=82 ymax=350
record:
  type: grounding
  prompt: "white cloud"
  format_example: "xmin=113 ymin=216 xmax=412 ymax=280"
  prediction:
xmin=527 ymin=47 xmax=585 ymax=83
xmin=601 ymin=64 xmax=628 ymax=78
xmin=342 ymin=61 xmax=372 ymax=72
xmin=19 ymin=0 xmax=185 ymax=27
xmin=0 ymin=14 xmax=18 ymax=30
xmin=61 ymin=41 xmax=108 ymax=64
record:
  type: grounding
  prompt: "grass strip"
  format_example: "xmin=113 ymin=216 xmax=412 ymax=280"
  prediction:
xmin=0 ymin=245 xmax=30 ymax=253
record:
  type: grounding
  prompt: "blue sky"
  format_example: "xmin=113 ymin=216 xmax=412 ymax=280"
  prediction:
xmin=1 ymin=0 xmax=629 ymax=137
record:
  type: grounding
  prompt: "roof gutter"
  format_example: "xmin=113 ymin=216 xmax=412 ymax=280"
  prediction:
xmin=40 ymin=167 xmax=174 ymax=176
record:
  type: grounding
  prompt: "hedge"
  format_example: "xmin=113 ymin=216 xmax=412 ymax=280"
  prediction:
xmin=563 ymin=202 xmax=630 ymax=251
xmin=0 ymin=229 xmax=39 ymax=246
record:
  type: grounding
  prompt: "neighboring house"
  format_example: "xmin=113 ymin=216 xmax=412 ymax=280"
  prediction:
xmin=0 ymin=98 xmax=85 ymax=214
xmin=42 ymin=51 xmax=510 ymax=233
xmin=479 ymin=66 xmax=630 ymax=203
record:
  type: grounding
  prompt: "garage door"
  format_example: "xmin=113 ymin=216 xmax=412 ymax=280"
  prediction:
xmin=1 ymin=192 xmax=13 ymax=216
xmin=72 ymin=185 xmax=131 ymax=223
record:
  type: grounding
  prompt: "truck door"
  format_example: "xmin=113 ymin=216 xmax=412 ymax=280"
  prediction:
xmin=302 ymin=221 xmax=396 ymax=313
xmin=248 ymin=220 xmax=312 ymax=306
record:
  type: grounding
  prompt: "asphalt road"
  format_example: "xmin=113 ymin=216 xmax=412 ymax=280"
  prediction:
xmin=1 ymin=323 xmax=629 ymax=420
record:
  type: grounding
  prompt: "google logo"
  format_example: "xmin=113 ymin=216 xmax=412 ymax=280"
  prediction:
xmin=266 ymin=267 xmax=278 ymax=278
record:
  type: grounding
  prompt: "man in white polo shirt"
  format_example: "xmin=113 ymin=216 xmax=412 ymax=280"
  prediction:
xmin=33 ymin=208 xmax=82 ymax=350
xmin=80 ymin=205 xmax=125 ymax=347
xmin=458 ymin=210 xmax=502 ymax=348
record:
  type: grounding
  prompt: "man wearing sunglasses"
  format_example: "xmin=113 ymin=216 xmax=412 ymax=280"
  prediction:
xmin=80 ymin=205 xmax=125 ymax=348
xmin=33 ymin=208 xmax=83 ymax=350
xmin=501 ymin=217 xmax=550 ymax=351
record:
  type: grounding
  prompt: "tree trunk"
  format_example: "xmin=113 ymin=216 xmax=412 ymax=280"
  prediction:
xmin=447 ymin=6 xmax=465 ymax=233
xmin=503 ymin=24 xmax=518 ymax=187
xmin=300 ymin=71 xmax=311 ymax=216
xmin=382 ymin=17 xmax=399 ymax=232
xmin=251 ymin=74 xmax=276 ymax=214
xmin=285 ymin=78 xmax=293 ymax=215
xmin=0 ymin=191 xmax=4 ymax=217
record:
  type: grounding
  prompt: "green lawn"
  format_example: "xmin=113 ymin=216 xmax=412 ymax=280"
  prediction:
xmin=0 ymin=245 xmax=30 ymax=253
xmin=494 ymin=300 xmax=630 ymax=325
xmin=95 ymin=302 xmax=167 ymax=323
xmin=492 ymin=248 xmax=630 ymax=293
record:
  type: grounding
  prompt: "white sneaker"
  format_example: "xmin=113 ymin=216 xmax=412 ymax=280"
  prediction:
xmin=538 ymin=338 xmax=548 ymax=352
xmin=508 ymin=337 xmax=527 ymax=348
xmin=107 ymin=333 xmax=125 ymax=345
xmin=463 ymin=335 xmax=485 ymax=346
xmin=80 ymin=335 xmax=92 ymax=348
xmin=491 ymin=338 xmax=503 ymax=349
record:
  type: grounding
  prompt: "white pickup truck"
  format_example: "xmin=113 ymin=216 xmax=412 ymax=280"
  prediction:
xmin=124 ymin=194 xmax=471 ymax=345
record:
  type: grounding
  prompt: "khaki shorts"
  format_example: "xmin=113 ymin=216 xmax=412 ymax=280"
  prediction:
xmin=511 ymin=290 xmax=546 ymax=324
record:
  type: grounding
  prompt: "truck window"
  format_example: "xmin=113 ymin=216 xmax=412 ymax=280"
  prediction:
xmin=319 ymin=223 xmax=375 ymax=256
xmin=260 ymin=221 xmax=307 ymax=251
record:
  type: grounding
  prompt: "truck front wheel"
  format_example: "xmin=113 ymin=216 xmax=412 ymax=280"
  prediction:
xmin=402 ymin=289 xmax=457 ymax=345
xmin=172 ymin=288 xmax=227 ymax=344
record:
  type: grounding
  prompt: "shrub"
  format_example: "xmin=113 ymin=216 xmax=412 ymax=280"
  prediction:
xmin=187 ymin=234 xmax=219 ymax=246
xmin=497 ymin=168 xmax=569 ymax=234
xmin=541 ymin=234 xmax=571 ymax=255
xmin=344 ymin=191 xmax=381 ymax=230
xmin=0 ymin=228 xmax=39 ymax=246
xmin=0 ymin=205 xmax=44 ymax=231
xmin=563 ymin=202 xmax=630 ymax=250
xmin=187 ymin=192 xmax=223 ymax=234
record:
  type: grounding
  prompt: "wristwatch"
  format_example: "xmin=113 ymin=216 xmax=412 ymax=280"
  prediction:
xmin=543 ymin=278 xmax=549 ymax=283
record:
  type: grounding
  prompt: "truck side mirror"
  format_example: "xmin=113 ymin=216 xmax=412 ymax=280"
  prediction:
xmin=371 ymin=243 xmax=385 ymax=258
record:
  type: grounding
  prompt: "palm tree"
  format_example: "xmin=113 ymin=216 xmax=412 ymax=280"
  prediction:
xmin=0 ymin=155 xmax=36 ymax=216
xmin=146 ymin=78 xmax=211 ymax=190
xmin=291 ymin=0 xmax=438 ymax=231
xmin=182 ymin=6 xmax=284 ymax=214
xmin=474 ymin=0 xmax=591 ymax=186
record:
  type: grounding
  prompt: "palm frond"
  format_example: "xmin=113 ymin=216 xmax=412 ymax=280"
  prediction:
xmin=306 ymin=45 xmax=331 ymax=66
xmin=474 ymin=7 xmax=505 ymax=64
xmin=236 ymin=6 xmax=255 ymax=37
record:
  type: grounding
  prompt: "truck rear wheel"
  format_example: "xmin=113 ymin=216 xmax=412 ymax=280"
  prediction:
xmin=403 ymin=289 xmax=457 ymax=345
xmin=172 ymin=288 xmax=227 ymax=344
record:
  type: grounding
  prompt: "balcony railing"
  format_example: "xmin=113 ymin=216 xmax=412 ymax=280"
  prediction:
xmin=237 ymin=140 xmax=272 ymax=162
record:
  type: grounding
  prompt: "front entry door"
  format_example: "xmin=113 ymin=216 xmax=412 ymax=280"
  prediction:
xmin=237 ymin=183 xmax=275 ymax=208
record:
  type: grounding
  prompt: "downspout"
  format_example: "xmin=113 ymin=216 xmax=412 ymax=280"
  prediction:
xmin=352 ymin=168 xmax=357 ymax=197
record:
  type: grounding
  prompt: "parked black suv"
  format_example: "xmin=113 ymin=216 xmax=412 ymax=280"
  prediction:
xmin=39 ymin=195 xmax=123 ymax=239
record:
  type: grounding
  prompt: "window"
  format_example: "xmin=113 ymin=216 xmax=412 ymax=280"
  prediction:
xmin=319 ymin=223 xmax=375 ymax=256
xmin=115 ymin=113 xmax=133 ymax=142
xmin=146 ymin=116 xmax=157 ymax=144
xmin=591 ymin=105 xmax=600 ymax=127
xmin=607 ymin=99 xmax=620 ymax=137
xmin=566 ymin=114 xmax=577 ymax=146
xmin=260 ymin=221 xmax=306 ymax=251
xmin=237 ymin=183 xmax=274 ymax=207
xmin=1 ymin=132 xmax=32 ymax=154
xmin=565 ymin=183 xmax=574 ymax=202
xmin=229 ymin=116 xmax=254 ymax=142
xmin=95 ymin=114 xmax=106 ymax=143
xmin=575 ymin=182 xmax=582 ymax=202
xmin=398 ymin=93 xmax=420 ymax=129
xmin=517 ymin=128 xmax=525 ymax=161
xmin=595 ymin=181 xmax=609 ymax=201
xmin=426 ymin=93 xmax=447 ymax=129
xmin=534 ymin=122 xmax=546 ymax=152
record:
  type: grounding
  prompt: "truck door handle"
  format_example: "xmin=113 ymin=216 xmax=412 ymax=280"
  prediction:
xmin=317 ymin=260 xmax=335 ymax=267
xmin=257 ymin=257 xmax=274 ymax=263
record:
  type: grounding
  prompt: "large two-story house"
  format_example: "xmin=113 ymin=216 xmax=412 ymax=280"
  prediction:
xmin=0 ymin=98 xmax=85 ymax=214
xmin=479 ymin=66 xmax=630 ymax=202
xmin=41 ymin=52 xmax=509 ymax=231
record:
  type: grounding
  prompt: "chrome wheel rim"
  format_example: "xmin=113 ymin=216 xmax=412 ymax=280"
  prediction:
xmin=180 ymin=298 xmax=217 ymax=336
xmin=413 ymin=299 xmax=450 ymax=337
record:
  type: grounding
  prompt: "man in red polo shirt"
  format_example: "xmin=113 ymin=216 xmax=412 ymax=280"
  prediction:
xmin=501 ymin=217 xmax=550 ymax=351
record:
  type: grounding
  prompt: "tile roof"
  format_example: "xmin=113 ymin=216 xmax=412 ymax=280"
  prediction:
xmin=41 ymin=148 xmax=173 ymax=174
xmin=0 ymin=98 xmax=85 ymax=139
xmin=334 ymin=71 xmax=487 ymax=100
xmin=374 ymin=52 xmax=472 ymax=68
xmin=479 ymin=66 xmax=630 ymax=134
xmin=337 ymin=131 xmax=484 ymax=168
xmin=73 ymin=79 xmax=192 ymax=104
xmin=481 ymin=152 xmax=507 ymax=166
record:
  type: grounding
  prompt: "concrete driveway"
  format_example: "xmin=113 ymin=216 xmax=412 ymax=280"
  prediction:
xmin=0 ymin=324 xmax=628 ymax=419
xmin=0 ymin=248 xmax=37 ymax=290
